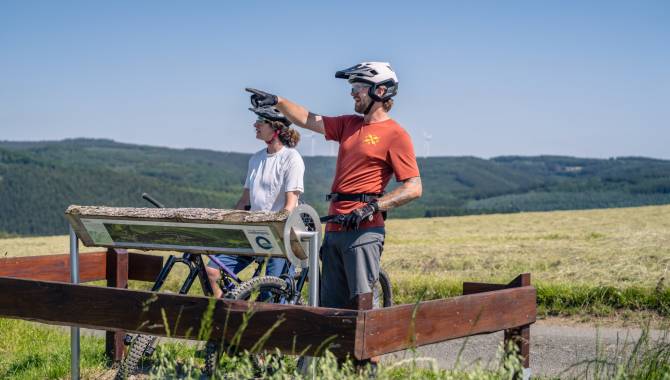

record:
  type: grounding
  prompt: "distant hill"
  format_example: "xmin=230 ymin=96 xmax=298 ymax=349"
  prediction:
xmin=1 ymin=139 xmax=670 ymax=236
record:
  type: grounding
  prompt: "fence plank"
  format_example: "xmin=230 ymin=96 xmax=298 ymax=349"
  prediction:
xmin=463 ymin=273 xmax=531 ymax=295
xmin=0 ymin=251 xmax=163 ymax=283
xmin=0 ymin=252 xmax=107 ymax=283
xmin=0 ymin=276 xmax=360 ymax=358
xmin=360 ymin=286 xmax=536 ymax=358
xmin=128 ymin=252 xmax=163 ymax=282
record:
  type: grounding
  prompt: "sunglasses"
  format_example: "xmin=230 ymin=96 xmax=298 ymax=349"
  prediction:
xmin=255 ymin=117 xmax=271 ymax=124
xmin=350 ymin=83 xmax=370 ymax=95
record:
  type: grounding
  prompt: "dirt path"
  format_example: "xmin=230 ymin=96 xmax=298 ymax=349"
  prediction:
xmin=381 ymin=319 xmax=667 ymax=378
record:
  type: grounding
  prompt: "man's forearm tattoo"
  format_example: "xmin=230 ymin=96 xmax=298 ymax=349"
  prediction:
xmin=377 ymin=177 xmax=422 ymax=211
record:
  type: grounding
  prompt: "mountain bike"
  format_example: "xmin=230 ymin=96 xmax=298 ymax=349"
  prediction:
xmin=115 ymin=193 xmax=297 ymax=379
xmin=116 ymin=195 xmax=393 ymax=378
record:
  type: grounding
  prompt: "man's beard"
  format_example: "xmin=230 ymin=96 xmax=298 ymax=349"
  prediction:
xmin=354 ymin=98 xmax=369 ymax=114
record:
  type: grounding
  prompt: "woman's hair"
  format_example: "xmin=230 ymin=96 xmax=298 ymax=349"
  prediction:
xmin=270 ymin=120 xmax=301 ymax=148
xmin=382 ymin=98 xmax=394 ymax=112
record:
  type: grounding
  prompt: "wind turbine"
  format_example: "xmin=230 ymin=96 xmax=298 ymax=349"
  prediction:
xmin=308 ymin=132 xmax=316 ymax=156
xmin=422 ymin=131 xmax=433 ymax=159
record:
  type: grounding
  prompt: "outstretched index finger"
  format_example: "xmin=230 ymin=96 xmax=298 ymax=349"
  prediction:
xmin=245 ymin=87 xmax=264 ymax=96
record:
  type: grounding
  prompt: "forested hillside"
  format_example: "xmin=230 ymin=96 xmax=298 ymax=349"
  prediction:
xmin=1 ymin=139 xmax=670 ymax=236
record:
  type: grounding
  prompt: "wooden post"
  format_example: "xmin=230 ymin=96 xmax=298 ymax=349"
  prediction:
xmin=503 ymin=273 xmax=531 ymax=379
xmin=350 ymin=292 xmax=374 ymax=371
xmin=105 ymin=248 xmax=128 ymax=362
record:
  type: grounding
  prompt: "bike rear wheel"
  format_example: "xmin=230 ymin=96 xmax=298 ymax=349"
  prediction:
xmin=374 ymin=268 xmax=393 ymax=308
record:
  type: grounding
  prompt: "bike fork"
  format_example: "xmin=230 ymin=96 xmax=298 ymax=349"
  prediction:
xmin=150 ymin=255 xmax=178 ymax=292
xmin=179 ymin=254 xmax=214 ymax=296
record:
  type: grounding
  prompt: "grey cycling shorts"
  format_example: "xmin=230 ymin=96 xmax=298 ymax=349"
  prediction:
xmin=319 ymin=227 xmax=384 ymax=308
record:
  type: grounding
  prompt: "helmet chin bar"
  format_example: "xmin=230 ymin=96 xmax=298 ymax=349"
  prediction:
xmin=363 ymin=99 xmax=376 ymax=115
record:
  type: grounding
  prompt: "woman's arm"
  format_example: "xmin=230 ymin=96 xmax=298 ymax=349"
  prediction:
xmin=234 ymin=189 xmax=251 ymax=210
xmin=283 ymin=191 xmax=301 ymax=213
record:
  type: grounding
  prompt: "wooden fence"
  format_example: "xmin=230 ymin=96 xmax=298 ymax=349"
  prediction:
xmin=0 ymin=250 xmax=535 ymax=373
xmin=0 ymin=249 xmax=162 ymax=361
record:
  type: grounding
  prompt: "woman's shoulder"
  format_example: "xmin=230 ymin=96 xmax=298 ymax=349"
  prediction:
xmin=281 ymin=147 xmax=303 ymax=161
xmin=249 ymin=148 xmax=267 ymax=160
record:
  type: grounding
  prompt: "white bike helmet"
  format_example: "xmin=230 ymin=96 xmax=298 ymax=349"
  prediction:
xmin=335 ymin=61 xmax=399 ymax=102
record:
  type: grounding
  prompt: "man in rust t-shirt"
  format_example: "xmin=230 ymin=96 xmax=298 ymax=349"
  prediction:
xmin=246 ymin=62 xmax=422 ymax=310
xmin=322 ymin=115 xmax=420 ymax=232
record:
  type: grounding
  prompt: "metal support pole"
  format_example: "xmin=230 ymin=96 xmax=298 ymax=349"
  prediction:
xmin=295 ymin=230 xmax=319 ymax=378
xmin=306 ymin=232 xmax=320 ymax=307
xmin=295 ymin=230 xmax=319 ymax=306
xmin=69 ymin=226 xmax=80 ymax=380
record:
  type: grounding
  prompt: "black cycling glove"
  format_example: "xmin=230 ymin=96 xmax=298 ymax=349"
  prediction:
xmin=245 ymin=87 xmax=278 ymax=108
xmin=341 ymin=201 xmax=380 ymax=231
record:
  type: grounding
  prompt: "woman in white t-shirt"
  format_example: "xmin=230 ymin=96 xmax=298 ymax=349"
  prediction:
xmin=206 ymin=106 xmax=305 ymax=298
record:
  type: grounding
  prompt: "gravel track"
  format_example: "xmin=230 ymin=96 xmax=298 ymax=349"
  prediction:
xmin=381 ymin=320 xmax=667 ymax=378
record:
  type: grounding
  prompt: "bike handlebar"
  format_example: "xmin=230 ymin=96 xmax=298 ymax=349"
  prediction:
xmin=141 ymin=192 xmax=165 ymax=209
xmin=320 ymin=214 xmax=345 ymax=224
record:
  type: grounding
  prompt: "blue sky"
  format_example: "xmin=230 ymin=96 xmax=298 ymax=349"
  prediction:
xmin=1 ymin=1 xmax=668 ymax=158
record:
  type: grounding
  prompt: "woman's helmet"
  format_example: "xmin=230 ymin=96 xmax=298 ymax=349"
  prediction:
xmin=249 ymin=106 xmax=292 ymax=128
xmin=335 ymin=61 xmax=399 ymax=102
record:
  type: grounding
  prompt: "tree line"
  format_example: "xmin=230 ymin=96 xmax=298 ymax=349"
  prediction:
xmin=1 ymin=139 xmax=669 ymax=236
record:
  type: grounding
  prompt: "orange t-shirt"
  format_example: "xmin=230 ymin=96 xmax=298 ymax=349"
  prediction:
xmin=323 ymin=115 xmax=420 ymax=231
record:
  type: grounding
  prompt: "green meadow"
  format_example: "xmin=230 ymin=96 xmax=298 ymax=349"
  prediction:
xmin=1 ymin=205 xmax=670 ymax=378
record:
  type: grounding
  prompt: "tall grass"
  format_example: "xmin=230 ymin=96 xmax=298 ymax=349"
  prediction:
xmin=149 ymin=341 xmax=526 ymax=380
xmin=567 ymin=323 xmax=670 ymax=379
xmin=0 ymin=319 xmax=107 ymax=379
xmin=144 ymin=290 xmax=529 ymax=380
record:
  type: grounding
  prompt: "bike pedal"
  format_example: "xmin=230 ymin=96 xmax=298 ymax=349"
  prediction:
xmin=123 ymin=334 xmax=133 ymax=346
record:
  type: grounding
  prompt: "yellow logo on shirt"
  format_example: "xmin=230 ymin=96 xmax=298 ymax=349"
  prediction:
xmin=363 ymin=134 xmax=380 ymax=145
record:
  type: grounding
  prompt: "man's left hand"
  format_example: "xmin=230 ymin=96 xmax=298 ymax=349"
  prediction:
xmin=245 ymin=88 xmax=278 ymax=107
xmin=341 ymin=201 xmax=379 ymax=231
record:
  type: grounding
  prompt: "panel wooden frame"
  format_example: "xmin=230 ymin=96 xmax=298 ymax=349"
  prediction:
xmin=64 ymin=206 xmax=286 ymax=253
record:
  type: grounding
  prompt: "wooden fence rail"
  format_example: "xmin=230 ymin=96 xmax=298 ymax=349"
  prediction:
xmin=0 ymin=251 xmax=535 ymax=374
xmin=0 ymin=250 xmax=164 ymax=283
xmin=0 ymin=273 xmax=535 ymax=361
xmin=0 ymin=249 xmax=164 ymax=361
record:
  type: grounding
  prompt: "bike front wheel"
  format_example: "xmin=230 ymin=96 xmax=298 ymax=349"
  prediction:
xmin=115 ymin=334 xmax=157 ymax=380
xmin=204 ymin=276 xmax=301 ymax=376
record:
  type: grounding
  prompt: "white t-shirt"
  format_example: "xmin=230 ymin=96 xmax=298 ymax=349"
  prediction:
xmin=244 ymin=147 xmax=305 ymax=212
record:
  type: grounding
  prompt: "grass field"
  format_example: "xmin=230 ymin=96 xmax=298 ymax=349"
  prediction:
xmin=384 ymin=205 xmax=670 ymax=315
xmin=2 ymin=204 xmax=670 ymax=316
xmin=384 ymin=204 xmax=670 ymax=288
xmin=1 ymin=205 xmax=670 ymax=378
